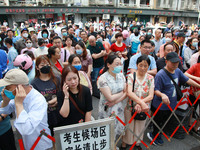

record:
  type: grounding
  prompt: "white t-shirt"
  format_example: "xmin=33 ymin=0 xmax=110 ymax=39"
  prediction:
xmin=34 ymin=47 xmax=48 ymax=58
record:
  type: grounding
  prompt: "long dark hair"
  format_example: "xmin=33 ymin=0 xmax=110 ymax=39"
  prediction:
xmin=61 ymin=65 xmax=82 ymax=101
xmin=47 ymin=46 xmax=57 ymax=58
xmin=35 ymin=55 xmax=58 ymax=90
xmin=102 ymin=52 xmax=120 ymax=74
xmin=188 ymin=37 xmax=198 ymax=49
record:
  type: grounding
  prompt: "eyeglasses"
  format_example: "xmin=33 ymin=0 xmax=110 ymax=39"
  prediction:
xmin=142 ymin=46 xmax=152 ymax=49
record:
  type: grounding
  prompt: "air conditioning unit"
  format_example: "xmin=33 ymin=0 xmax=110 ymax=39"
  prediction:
xmin=163 ymin=4 xmax=170 ymax=9
xmin=103 ymin=14 xmax=110 ymax=20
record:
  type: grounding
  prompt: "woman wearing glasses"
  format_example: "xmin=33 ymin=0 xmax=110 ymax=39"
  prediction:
xmin=20 ymin=38 xmax=36 ymax=54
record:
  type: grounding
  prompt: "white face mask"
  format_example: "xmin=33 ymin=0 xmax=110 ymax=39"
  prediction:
xmin=97 ymin=38 xmax=103 ymax=43
xmin=23 ymin=33 xmax=28 ymax=38
xmin=165 ymin=38 xmax=172 ymax=43
xmin=26 ymin=43 xmax=32 ymax=48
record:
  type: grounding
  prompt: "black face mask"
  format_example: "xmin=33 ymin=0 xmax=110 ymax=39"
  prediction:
xmin=40 ymin=65 xmax=51 ymax=74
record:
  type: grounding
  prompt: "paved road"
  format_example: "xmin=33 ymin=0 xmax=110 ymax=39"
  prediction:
xmin=12 ymin=96 xmax=200 ymax=150
xmin=91 ymin=96 xmax=200 ymax=150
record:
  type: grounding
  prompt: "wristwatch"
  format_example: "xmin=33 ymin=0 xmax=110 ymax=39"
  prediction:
xmin=0 ymin=114 xmax=5 ymax=120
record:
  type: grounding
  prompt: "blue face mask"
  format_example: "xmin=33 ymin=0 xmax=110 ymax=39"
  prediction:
xmin=73 ymin=65 xmax=82 ymax=71
xmin=43 ymin=33 xmax=48 ymax=38
xmin=40 ymin=46 xmax=45 ymax=50
xmin=147 ymin=32 xmax=152 ymax=35
xmin=192 ymin=42 xmax=198 ymax=48
xmin=76 ymin=49 xmax=83 ymax=55
xmin=4 ymin=89 xmax=15 ymax=99
xmin=62 ymin=32 xmax=68 ymax=37
xmin=112 ymin=66 xmax=122 ymax=74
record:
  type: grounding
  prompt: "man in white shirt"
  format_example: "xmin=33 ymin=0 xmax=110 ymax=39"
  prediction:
xmin=0 ymin=69 xmax=52 ymax=150
xmin=54 ymin=21 xmax=63 ymax=38
xmin=3 ymin=20 xmax=8 ymax=27
xmin=34 ymin=38 xmax=48 ymax=58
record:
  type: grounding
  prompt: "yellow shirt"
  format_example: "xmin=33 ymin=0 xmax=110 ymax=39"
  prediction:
xmin=79 ymin=72 xmax=89 ymax=87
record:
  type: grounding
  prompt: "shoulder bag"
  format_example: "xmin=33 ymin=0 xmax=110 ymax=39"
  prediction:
xmin=131 ymin=72 xmax=147 ymax=120
xmin=163 ymin=68 xmax=183 ymax=101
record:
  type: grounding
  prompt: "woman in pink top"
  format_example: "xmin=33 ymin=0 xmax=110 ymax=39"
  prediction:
xmin=21 ymin=38 xmax=36 ymax=54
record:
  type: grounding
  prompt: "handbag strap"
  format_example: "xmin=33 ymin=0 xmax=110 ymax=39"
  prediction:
xmin=132 ymin=72 xmax=136 ymax=92
xmin=131 ymin=72 xmax=136 ymax=108
xmin=163 ymin=68 xmax=179 ymax=88
xmin=69 ymin=95 xmax=85 ymax=116
xmin=64 ymin=49 xmax=67 ymax=62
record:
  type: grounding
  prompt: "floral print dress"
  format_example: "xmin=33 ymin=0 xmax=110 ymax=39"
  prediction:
xmin=127 ymin=73 xmax=154 ymax=111
xmin=98 ymin=71 xmax=127 ymax=136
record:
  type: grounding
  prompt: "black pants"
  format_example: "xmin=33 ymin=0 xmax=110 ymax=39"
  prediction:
xmin=0 ymin=128 xmax=16 ymax=150
xmin=152 ymin=106 xmax=171 ymax=137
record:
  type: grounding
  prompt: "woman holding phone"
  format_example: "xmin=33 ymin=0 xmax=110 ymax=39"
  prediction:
xmin=57 ymin=65 xmax=93 ymax=126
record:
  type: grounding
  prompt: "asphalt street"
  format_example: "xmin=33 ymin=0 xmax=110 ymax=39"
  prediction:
xmin=11 ymin=96 xmax=200 ymax=150
xmin=91 ymin=96 xmax=200 ymax=150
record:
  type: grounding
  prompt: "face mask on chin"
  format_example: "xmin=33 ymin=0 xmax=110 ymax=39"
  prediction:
xmin=4 ymin=89 xmax=16 ymax=99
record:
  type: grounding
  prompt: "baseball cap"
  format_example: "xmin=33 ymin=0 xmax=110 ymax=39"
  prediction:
xmin=55 ymin=20 xmax=62 ymax=24
xmin=177 ymin=32 xmax=186 ymax=37
xmin=0 ymin=69 xmax=29 ymax=87
xmin=28 ymin=27 xmax=35 ymax=32
xmin=21 ymin=28 xmax=29 ymax=33
xmin=166 ymin=52 xmax=180 ymax=63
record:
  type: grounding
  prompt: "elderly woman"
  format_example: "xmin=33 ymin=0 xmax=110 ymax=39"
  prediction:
xmin=122 ymin=54 xmax=154 ymax=150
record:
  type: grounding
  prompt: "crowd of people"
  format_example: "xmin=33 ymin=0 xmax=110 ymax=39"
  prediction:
xmin=0 ymin=19 xmax=200 ymax=150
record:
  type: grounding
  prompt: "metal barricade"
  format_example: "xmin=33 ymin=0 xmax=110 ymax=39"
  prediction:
xmin=112 ymin=94 xmax=200 ymax=149
xmin=19 ymin=129 xmax=55 ymax=150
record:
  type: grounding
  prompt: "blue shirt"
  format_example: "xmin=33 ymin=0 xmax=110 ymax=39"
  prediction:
xmin=106 ymin=34 xmax=113 ymax=45
xmin=0 ymin=87 xmax=11 ymax=136
xmin=152 ymin=39 xmax=163 ymax=54
xmin=0 ymin=88 xmax=52 ymax=150
xmin=128 ymin=52 xmax=157 ymax=70
xmin=75 ymin=29 xmax=80 ymax=40
xmin=28 ymin=61 xmax=36 ymax=84
xmin=152 ymin=68 xmax=189 ymax=110
xmin=7 ymin=46 xmax=18 ymax=70
xmin=0 ymin=50 xmax=8 ymax=78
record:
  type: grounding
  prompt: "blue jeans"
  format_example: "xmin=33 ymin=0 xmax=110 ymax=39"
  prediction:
xmin=91 ymin=66 xmax=103 ymax=82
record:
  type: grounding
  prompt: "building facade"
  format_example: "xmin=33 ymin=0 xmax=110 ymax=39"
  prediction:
xmin=0 ymin=0 xmax=199 ymax=26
